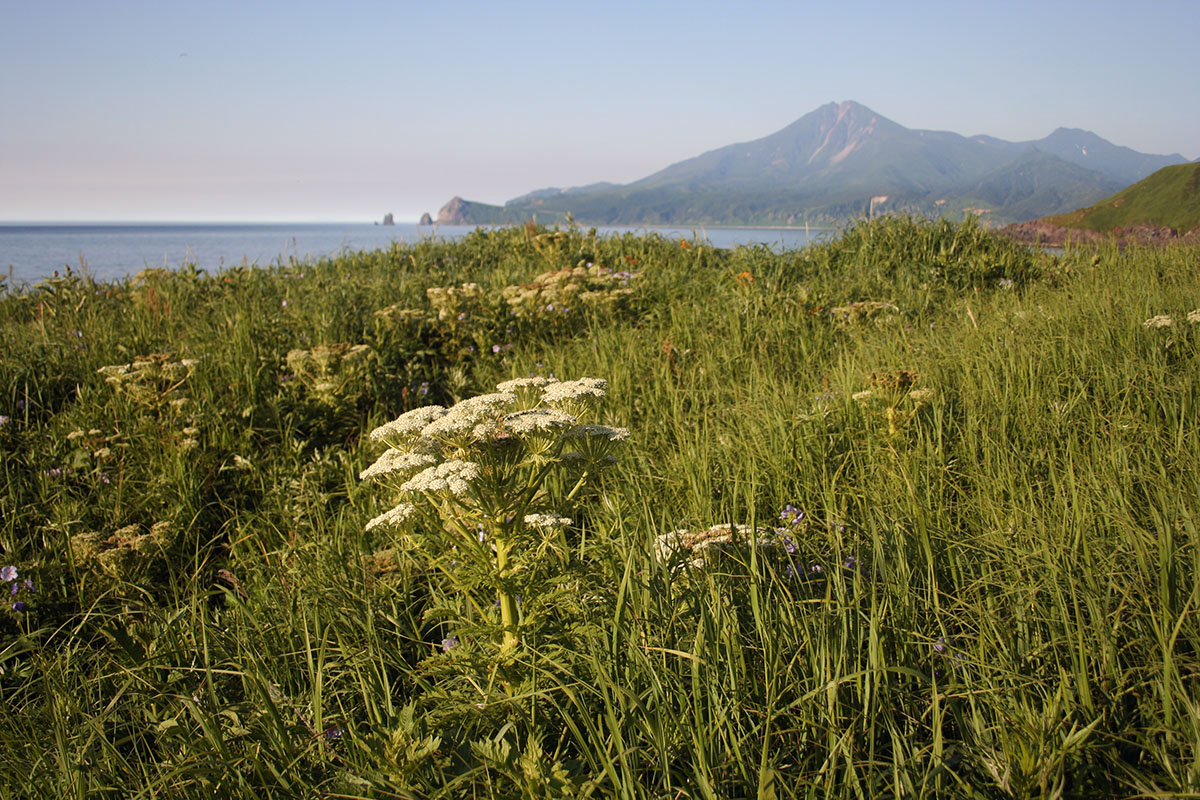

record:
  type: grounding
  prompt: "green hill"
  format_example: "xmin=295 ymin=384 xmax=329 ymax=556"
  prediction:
xmin=1048 ymin=162 xmax=1200 ymax=233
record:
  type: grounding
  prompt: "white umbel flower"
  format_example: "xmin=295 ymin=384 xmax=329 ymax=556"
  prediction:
xmin=370 ymin=406 xmax=447 ymax=443
xmin=1187 ymin=309 xmax=1200 ymax=324
xmin=524 ymin=513 xmax=572 ymax=529
xmin=1143 ymin=314 xmax=1173 ymax=328
xmin=566 ymin=424 xmax=630 ymax=442
xmin=542 ymin=378 xmax=607 ymax=405
xmin=503 ymin=409 xmax=577 ymax=436
xmin=400 ymin=460 xmax=480 ymax=496
xmin=365 ymin=502 xmax=417 ymax=532
xmin=359 ymin=449 xmax=438 ymax=481
xmin=423 ymin=393 xmax=515 ymax=443
xmin=496 ymin=376 xmax=557 ymax=393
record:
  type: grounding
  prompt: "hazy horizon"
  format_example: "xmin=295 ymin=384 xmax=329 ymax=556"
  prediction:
xmin=4 ymin=0 xmax=1197 ymax=223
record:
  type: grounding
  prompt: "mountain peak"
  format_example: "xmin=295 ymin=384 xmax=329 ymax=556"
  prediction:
xmin=440 ymin=100 xmax=1186 ymax=227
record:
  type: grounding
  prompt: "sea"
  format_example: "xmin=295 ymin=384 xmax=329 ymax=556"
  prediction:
xmin=0 ymin=222 xmax=823 ymax=289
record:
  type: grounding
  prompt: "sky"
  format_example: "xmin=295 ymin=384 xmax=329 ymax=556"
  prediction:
xmin=2 ymin=0 xmax=1197 ymax=223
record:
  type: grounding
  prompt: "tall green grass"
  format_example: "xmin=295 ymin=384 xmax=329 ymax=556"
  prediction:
xmin=1 ymin=218 xmax=1198 ymax=797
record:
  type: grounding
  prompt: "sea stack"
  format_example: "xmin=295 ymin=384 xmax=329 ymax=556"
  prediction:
xmin=418 ymin=212 xmax=434 ymax=226
xmin=382 ymin=213 xmax=395 ymax=226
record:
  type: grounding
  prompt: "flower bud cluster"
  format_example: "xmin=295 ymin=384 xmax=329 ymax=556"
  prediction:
xmin=653 ymin=524 xmax=778 ymax=570
xmin=69 ymin=521 xmax=178 ymax=582
xmin=501 ymin=264 xmax=639 ymax=320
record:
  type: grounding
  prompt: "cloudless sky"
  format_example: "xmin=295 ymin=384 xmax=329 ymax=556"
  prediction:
xmin=2 ymin=0 xmax=1197 ymax=222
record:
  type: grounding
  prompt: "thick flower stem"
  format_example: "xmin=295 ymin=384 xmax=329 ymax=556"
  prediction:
xmin=494 ymin=539 xmax=519 ymax=649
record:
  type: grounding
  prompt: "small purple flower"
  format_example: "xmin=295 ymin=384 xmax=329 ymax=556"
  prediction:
xmin=9 ymin=583 xmax=17 ymax=596
xmin=100 ymin=473 xmax=111 ymax=484
xmin=457 ymin=312 xmax=466 ymax=321
xmin=782 ymin=535 xmax=797 ymax=555
xmin=0 ymin=415 xmax=9 ymax=426
xmin=0 ymin=566 xmax=16 ymax=582
xmin=68 ymin=329 xmax=84 ymax=338
xmin=23 ymin=579 xmax=34 ymax=592
xmin=779 ymin=504 xmax=803 ymax=526
xmin=809 ymin=563 xmax=823 ymax=574
xmin=440 ymin=636 xmax=459 ymax=652
xmin=933 ymin=636 xmax=948 ymax=654
xmin=16 ymin=400 xmax=25 ymax=412
xmin=466 ymin=346 xmax=476 ymax=353
xmin=11 ymin=601 xmax=26 ymax=612
xmin=843 ymin=555 xmax=857 ymax=571
xmin=323 ymin=725 xmax=345 ymax=741
xmin=43 ymin=468 xmax=63 ymax=478
xmin=492 ymin=344 xmax=502 ymax=354
xmin=281 ymin=299 xmax=288 ymax=307
xmin=418 ymin=381 xmax=430 ymax=396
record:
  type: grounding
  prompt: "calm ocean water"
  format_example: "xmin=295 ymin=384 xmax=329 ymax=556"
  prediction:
xmin=0 ymin=222 xmax=821 ymax=288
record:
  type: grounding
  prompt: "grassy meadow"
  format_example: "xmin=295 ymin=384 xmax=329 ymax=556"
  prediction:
xmin=1 ymin=218 xmax=1199 ymax=798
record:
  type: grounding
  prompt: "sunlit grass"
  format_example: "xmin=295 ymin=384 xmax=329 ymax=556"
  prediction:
xmin=1 ymin=218 xmax=1198 ymax=797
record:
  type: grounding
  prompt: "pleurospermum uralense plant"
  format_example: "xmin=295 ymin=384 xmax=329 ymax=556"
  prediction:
xmin=359 ymin=376 xmax=627 ymax=650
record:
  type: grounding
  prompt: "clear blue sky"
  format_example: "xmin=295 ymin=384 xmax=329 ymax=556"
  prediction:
xmin=2 ymin=0 xmax=1197 ymax=222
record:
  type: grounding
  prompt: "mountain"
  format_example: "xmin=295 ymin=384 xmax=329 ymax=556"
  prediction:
xmin=506 ymin=183 xmax=619 ymax=206
xmin=1024 ymin=128 xmax=1186 ymax=186
xmin=956 ymin=149 xmax=1123 ymax=222
xmin=437 ymin=102 xmax=1188 ymax=227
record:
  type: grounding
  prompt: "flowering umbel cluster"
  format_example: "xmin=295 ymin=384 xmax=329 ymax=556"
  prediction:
xmin=360 ymin=376 xmax=627 ymax=648
xmin=97 ymin=353 xmax=199 ymax=408
xmin=283 ymin=343 xmax=372 ymax=405
xmin=852 ymin=370 xmax=933 ymax=436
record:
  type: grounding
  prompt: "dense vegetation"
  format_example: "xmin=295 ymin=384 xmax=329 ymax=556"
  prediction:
xmin=1048 ymin=162 xmax=1200 ymax=234
xmin=1 ymin=218 xmax=1198 ymax=798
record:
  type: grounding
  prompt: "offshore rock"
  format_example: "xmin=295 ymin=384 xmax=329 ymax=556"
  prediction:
xmin=418 ymin=212 xmax=434 ymax=226
xmin=382 ymin=213 xmax=395 ymax=226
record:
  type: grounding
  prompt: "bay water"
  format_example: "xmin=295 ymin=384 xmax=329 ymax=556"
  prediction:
xmin=0 ymin=222 xmax=822 ymax=288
